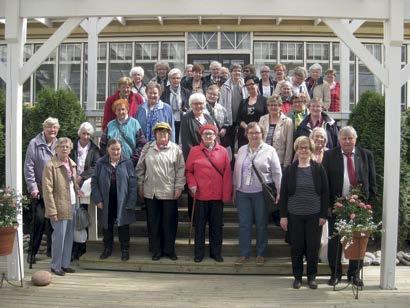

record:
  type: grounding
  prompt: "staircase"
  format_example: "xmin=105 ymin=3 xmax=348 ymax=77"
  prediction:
xmin=80 ymin=195 xmax=336 ymax=275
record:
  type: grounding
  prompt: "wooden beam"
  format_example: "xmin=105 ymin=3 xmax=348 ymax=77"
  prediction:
xmin=116 ymin=16 xmax=126 ymax=26
xmin=20 ymin=17 xmax=83 ymax=84
xmin=97 ymin=17 xmax=113 ymax=33
xmin=324 ymin=18 xmax=388 ymax=86
xmin=348 ymin=19 xmax=365 ymax=32
xmin=34 ymin=17 xmax=53 ymax=27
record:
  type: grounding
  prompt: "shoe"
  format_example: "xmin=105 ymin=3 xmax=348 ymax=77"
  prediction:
xmin=348 ymin=276 xmax=364 ymax=287
xmin=308 ymin=279 xmax=318 ymax=289
xmin=328 ymin=276 xmax=342 ymax=286
xmin=62 ymin=267 xmax=76 ymax=273
xmin=235 ymin=256 xmax=248 ymax=265
xmin=121 ymin=250 xmax=130 ymax=261
xmin=256 ymin=256 xmax=265 ymax=266
xmin=168 ymin=254 xmax=177 ymax=261
xmin=99 ymin=248 xmax=112 ymax=260
xmin=152 ymin=254 xmax=161 ymax=261
xmin=27 ymin=254 xmax=36 ymax=264
xmin=194 ymin=256 xmax=203 ymax=263
xmin=51 ymin=268 xmax=65 ymax=276
xmin=293 ymin=279 xmax=302 ymax=289
xmin=212 ymin=256 xmax=224 ymax=262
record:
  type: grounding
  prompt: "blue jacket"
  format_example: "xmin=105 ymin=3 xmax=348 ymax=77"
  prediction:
xmin=136 ymin=100 xmax=175 ymax=142
xmin=91 ymin=155 xmax=138 ymax=228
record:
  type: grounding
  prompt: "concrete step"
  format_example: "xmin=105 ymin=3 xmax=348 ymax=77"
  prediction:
xmin=111 ymin=221 xmax=286 ymax=239
xmin=87 ymin=237 xmax=291 ymax=257
xmin=79 ymin=252 xmax=340 ymax=275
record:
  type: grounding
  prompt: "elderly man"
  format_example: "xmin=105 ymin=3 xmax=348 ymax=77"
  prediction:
xmin=102 ymin=77 xmax=144 ymax=131
xmin=24 ymin=117 xmax=60 ymax=265
xmin=322 ymin=126 xmax=376 ymax=287
xmin=204 ymin=61 xmax=222 ymax=88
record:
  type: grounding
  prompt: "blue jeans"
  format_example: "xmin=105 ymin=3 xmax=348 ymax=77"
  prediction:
xmin=236 ymin=190 xmax=268 ymax=257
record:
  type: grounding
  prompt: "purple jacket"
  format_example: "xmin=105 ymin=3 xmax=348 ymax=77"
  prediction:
xmin=24 ymin=133 xmax=57 ymax=194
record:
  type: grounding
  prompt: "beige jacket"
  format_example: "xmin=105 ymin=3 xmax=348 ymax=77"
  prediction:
xmin=312 ymin=81 xmax=331 ymax=110
xmin=42 ymin=156 xmax=79 ymax=220
xmin=259 ymin=113 xmax=294 ymax=167
xmin=136 ymin=141 xmax=186 ymax=200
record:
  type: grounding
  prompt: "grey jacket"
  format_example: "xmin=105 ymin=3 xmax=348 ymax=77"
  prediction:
xmin=219 ymin=77 xmax=246 ymax=125
xmin=91 ymin=155 xmax=138 ymax=228
xmin=136 ymin=141 xmax=186 ymax=200
xmin=24 ymin=133 xmax=57 ymax=194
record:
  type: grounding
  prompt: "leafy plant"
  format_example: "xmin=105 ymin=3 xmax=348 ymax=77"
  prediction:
xmin=0 ymin=187 xmax=27 ymax=227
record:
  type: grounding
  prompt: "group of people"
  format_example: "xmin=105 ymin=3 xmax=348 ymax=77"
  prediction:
xmin=24 ymin=60 xmax=375 ymax=291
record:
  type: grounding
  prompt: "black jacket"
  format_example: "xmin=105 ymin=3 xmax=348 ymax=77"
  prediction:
xmin=322 ymin=146 xmax=377 ymax=209
xmin=160 ymin=85 xmax=191 ymax=116
xmin=280 ymin=160 xmax=329 ymax=219
xmin=70 ymin=139 xmax=100 ymax=185
xmin=258 ymin=78 xmax=277 ymax=97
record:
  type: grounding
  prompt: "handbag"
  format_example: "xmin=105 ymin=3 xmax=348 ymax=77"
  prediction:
xmin=251 ymin=160 xmax=277 ymax=215
xmin=75 ymin=204 xmax=91 ymax=231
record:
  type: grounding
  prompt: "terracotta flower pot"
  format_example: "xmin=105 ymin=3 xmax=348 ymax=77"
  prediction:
xmin=0 ymin=226 xmax=17 ymax=256
xmin=342 ymin=231 xmax=370 ymax=260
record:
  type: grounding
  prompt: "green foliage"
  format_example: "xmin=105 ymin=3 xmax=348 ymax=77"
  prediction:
xmin=348 ymin=91 xmax=385 ymax=224
xmin=0 ymin=90 xmax=5 ymax=186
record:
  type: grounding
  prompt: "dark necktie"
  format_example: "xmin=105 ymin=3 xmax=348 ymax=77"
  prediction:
xmin=345 ymin=152 xmax=357 ymax=187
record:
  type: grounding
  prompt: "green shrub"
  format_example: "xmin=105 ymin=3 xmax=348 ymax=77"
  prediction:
xmin=399 ymin=108 xmax=410 ymax=247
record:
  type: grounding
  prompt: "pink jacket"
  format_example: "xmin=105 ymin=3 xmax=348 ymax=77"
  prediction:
xmin=185 ymin=143 xmax=232 ymax=203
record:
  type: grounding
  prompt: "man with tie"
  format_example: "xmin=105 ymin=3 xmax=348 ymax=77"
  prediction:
xmin=322 ymin=126 xmax=376 ymax=287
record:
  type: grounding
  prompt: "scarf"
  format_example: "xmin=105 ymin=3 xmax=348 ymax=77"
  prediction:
xmin=146 ymin=104 xmax=160 ymax=142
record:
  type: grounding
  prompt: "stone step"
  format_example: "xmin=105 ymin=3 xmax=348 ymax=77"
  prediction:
xmin=111 ymin=221 xmax=286 ymax=239
xmin=79 ymin=252 xmax=341 ymax=276
xmin=87 ymin=237 xmax=291 ymax=257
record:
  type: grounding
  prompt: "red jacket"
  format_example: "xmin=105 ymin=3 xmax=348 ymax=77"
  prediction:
xmin=329 ymin=82 xmax=340 ymax=112
xmin=102 ymin=91 xmax=144 ymax=131
xmin=185 ymin=143 xmax=232 ymax=203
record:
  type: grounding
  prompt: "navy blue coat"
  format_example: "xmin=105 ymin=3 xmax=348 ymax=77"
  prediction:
xmin=91 ymin=155 xmax=137 ymax=228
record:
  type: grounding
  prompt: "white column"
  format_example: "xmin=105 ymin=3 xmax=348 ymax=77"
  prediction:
xmin=5 ymin=1 xmax=26 ymax=280
xmin=380 ymin=0 xmax=403 ymax=290
xmin=85 ymin=17 xmax=99 ymax=111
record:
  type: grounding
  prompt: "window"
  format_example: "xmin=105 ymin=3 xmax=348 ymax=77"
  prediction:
xmin=358 ymin=44 xmax=382 ymax=99
xmin=221 ymin=32 xmax=251 ymax=50
xmin=188 ymin=32 xmax=218 ymax=50
xmin=253 ymin=42 xmax=277 ymax=75
xmin=161 ymin=42 xmax=185 ymax=71
xmin=58 ymin=43 xmax=82 ymax=100
xmin=306 ymin=42 xmax=330 ymax=72
xmin=34 ymin=44 xmax=56 ymax=101
xmin=279 ymin=42 xmax=304 ymax=74
xmin=109 ymin=43 xmax=133 ymax=94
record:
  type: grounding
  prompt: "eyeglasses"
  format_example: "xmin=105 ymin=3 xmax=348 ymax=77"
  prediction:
xmin=202 ymin=132 xmax=215 ymax=137
xmin=261 ymin=71 xmax=270 ymax=73
xmin=245 ymin=83 xmax=255 ymax=88
xmin=207 ymin=92 xmax=219 ymax=97
xmin=247 ymin=131 xmax=262 ymax=135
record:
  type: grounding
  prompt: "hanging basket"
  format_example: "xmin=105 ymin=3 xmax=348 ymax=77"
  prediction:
xmin=342 ymin=231 xmax=370 ymax=260
xmin=0 ymin=226 xmax=17 ymax=256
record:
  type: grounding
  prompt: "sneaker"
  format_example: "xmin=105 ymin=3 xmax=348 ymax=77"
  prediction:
xmin=256 ymin=256 xmax=265 ymax=266
xmin=235 ymin=256 xmax=248 ymax=265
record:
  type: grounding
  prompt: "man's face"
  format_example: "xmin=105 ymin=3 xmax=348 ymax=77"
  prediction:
xmin=210 ymin=66 xmax=220 ymax=78
xmin=339 ymin=132 xmax=357 ymax=154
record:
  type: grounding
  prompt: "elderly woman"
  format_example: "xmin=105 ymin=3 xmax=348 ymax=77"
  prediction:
xmin=136 ymin=122 xmax=185 ymax=261
xmin=259 ymin=94 xmax=293 ymax=168
xmin=234 ymin=122 xmax=282 ymax=265
xmin=24 ymin=117 xmax=60 ymax=264
xmin=287 ymin=93 xmax=309 ymax=132
xmin=310 ymin=127 xmax=329 ymax=163
xmin=277 ymin=81 xmax=294 ymax=113
xmin=237 ymin=76 xmax=268 ymax=148
xmin=204 ymin=61 xmax=222 ymax=88
xmin=151 ymin=61 xmax=170 ymax=90
xmin=280 ymin=136 xmax=329 ymax=289
xmin=102 ymin=77 xmax=144 ymax=131
xmin=219 ymin=67 xmax=230 ymax=83
xmin=285 ymin=67 xmax=310 ymax=102
xmin=92 ymin=139 xmax=138 ymax=261
xmin=70 ymin=122 xmax=100 ymax=261
xmin=186 ymin=124 xmax=232 ymax=263
xmin=160 ymin=68 xmax=191 ymax=143
xmin=306 ymin=63 xmax=331 ymax=110
xmin=204 ymin=85 xmax=229 ymax=138
xmin=273 ymin=63 xmax=288 ymax=84
xmin=136 ymin=81 xmax=175 ymax=142
xmin=325 ymin=69 xmax=340 ymax=112
xmin=258 ymin=65 xmax=275 ymax=98
xmin=182 ymin=64 xmax=207 ymax=94
xmin=130 ymin=66 xmax=147 ymax=101
xmin=42 ymin=137 xmax=82 ymax=276
xmin=100 ymin=99 xmax=146 ymax=166
xmin=295 ymin=98 xmax=339 ymax=149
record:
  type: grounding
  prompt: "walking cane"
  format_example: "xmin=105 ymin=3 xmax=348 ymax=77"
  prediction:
xmin=188 ymin=195 xmax=196 ymax=246
xmin=28 ymin=194 xmax=39 ymax=269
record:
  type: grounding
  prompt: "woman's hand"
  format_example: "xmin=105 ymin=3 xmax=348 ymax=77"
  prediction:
xmin=240 ymin=121 xmax=247 ymax=130
xmin=174 ymin=189 xmax=182 ymax=199
xmin=50 ymin=215 xmax=58 ymax=222
xmin=219 ymin=128 xmax=226 ymax=137
xmin=189 ymin=186 xmax=197 ymax=195
xmin=97 ymin=202 xmax=104 ymax=209
xmin=76 ymin=176 xmax=83 ymax=186
xmin=280 ymin=217 xmax=288 ymax=231
xmin=319 ymin=218 xmax=327 ymax=226
xmin=77 ymin=190 xmax=85 ymax=198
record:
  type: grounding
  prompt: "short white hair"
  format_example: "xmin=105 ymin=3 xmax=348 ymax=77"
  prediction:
xmin=42 ymin=117 xmax=60 ymax=129
xmin=168 ymin=68 xmax=182 ymax=78
xmin=129 ymin=66 xmax=145 ymax=78
xmin=308 ymin=63 xmax=323 ymax=75
xmin=77 ymin=122 xmax=95 ymax=137
xmin=188 ymin=93 xmax=206 ymax=108
xmin=209 ymin=61 xmax=222 ymax=70
xmin=293 ymin=66 xmax=307 ymax=79
xmin=309 ymin=127 xmax=328 ymax=145
xmin=339 ymin=126 xmax=358 ymax=139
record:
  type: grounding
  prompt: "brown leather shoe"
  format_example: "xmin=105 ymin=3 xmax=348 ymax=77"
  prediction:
xmin=235 ymin=256 xmax=248 ymax=265
xmin=256 ymin=256 xmax=265 ymax=266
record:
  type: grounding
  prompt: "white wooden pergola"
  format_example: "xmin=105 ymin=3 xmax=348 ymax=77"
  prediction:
xmin=0 ymin=0 xmax=409 ymax=290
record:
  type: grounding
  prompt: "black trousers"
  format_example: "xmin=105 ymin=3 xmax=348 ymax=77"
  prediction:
xmin=175 ymin=121 xmax=181 ymax=144
xmin=72 ymin=203 xmax=88 ymax=260
xmin=194 ymin=200 xmax=223 ymax=259
xmin=103 ymin=192 xmax=130 ymax=251
xmin=146 ymin=198 xmax=178 ymax=256
xmin=288 ymin=213 xmax=322 ymax=280
xmin=328 ymin=216 xmax=362 ymax=278
xmin=28 ymin=197 xmax=53 ymax=257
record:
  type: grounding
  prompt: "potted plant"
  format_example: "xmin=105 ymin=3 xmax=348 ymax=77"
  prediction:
xmin=333 ymin=188 xmax=381 ymax=260
xmin=0 ymin=187 xmax=26 ymax=256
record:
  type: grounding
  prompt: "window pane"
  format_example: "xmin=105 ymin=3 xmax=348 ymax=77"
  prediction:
xmin=253 ymin=41 xmax=277 ymax=77
xmin=135 ymin=42 xmax=158 ymax=61
xmin=221 ymin=32 xmax=251 ymax=50
xmin=161 ymin=42 xmax=185 ymax=71
xmin=109 ymin=63 xmax=131 ymax=94
xmin=332 ymin=43 xmax=339 ymax=61
xmin=188 ymin=32 xmax=217 ymax=50
xmin=110 ymin=43 xmax=132 ymax=61
xmin=58 ymin=44 xmax=82 ymax=99
xmin=34 ymin=47 xmax=56 ymax=101
xmin=306 ymin=43 xmax=329 ymax=61
xmin=280 ymin=42 xmax=303 ymax=61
